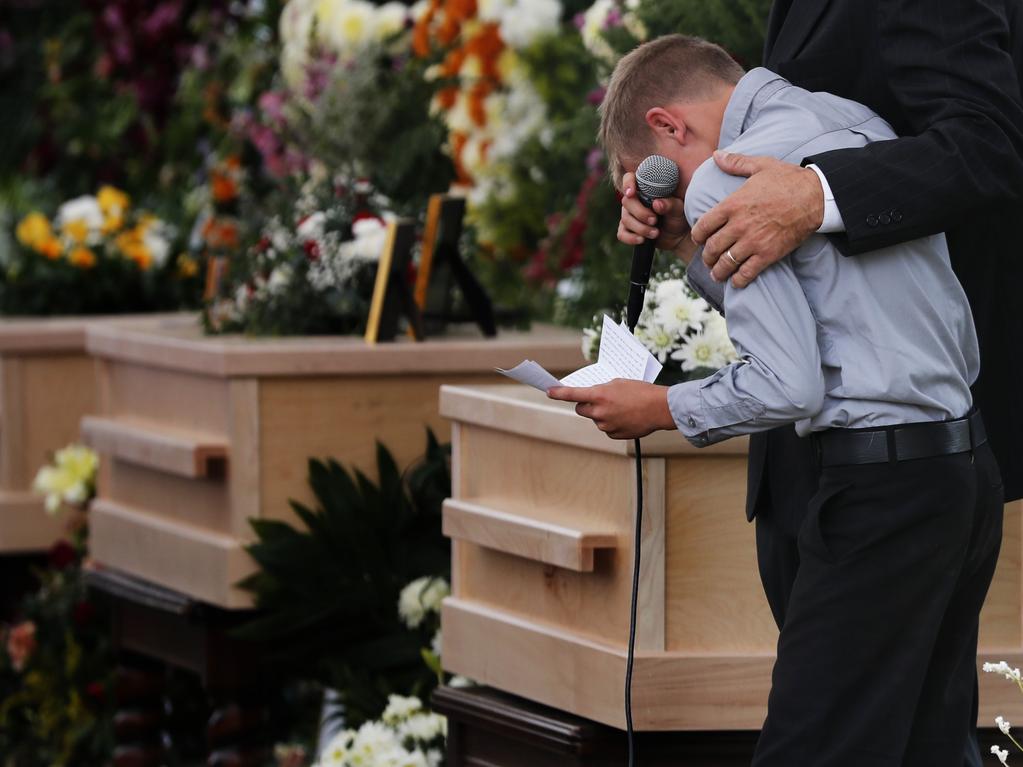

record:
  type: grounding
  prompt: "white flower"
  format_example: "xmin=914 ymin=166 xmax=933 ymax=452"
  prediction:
xmin=339 ymin=217 xmax=389 ymax=261
xmin=398 ymin=576 xmax=450 ymax=628
xmin=425 ymin=748 xmax=443 ymax=767
xmin=383 ymin=694 xmax=423 ymax=725
xmin=498 ymin=0 xmax=561 ymax=48
xmin=637 ymin=321 xmax=677 ymax=363
xmin=281 ymin=0 xmax=317 ymax=49
xmin=374 ymin=2 xmax=409 ymax=40
xmin=297 ymin=211 xmax=327 ymax=241
xmin=319 ymin=0 xmax=376 ymax=53
xmin=140 ymin=219 xmax=173 ymax=268
xmin=353 ymin=720 xmax=402 ymax=757
xmin=55 ymin=195 xmax=104 ymax=243
xmin=652 ymin=280 xmax=711 ymax=334
xmin=671 ymin=330 xmax=724 ymax=373
xmin=983 ymin=661 xmax=1022 ymax=683
xmin=267 ymin=264 xmax=293 ymax=295
xmin=448 ymin=675 xmax=475 ymax=688
xmin=317 ymin=729 xmax=355 ymax=766
xmin=431 ymin=628 xmax=442 ymax=656
xmin=993 ymin=745 xmax=1010 ymax=766
xmin=397 ymin=712 xmax=447 ymax=744
xmin=998 ymin=716 xmax=1012 ymax=735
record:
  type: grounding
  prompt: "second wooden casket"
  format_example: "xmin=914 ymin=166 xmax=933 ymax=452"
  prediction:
xmin=438 ymin=385 xmax=1022 ymax=731
xmin=82 ymin=316 xmax=585 ymax=608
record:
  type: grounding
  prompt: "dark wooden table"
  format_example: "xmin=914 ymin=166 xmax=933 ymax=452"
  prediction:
xmin=433 ymin=684 xmax=1006 ymax=767
xmin=85 ymin=565 xmax=274 ymax=767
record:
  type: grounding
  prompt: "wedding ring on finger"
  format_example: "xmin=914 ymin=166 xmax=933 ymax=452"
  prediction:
xmin=725 ymin=249 xmax=739 ymax=268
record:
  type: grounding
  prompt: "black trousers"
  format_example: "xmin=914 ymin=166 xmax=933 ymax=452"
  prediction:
xmin=750 ymin=432 xmax=1004 ymax=767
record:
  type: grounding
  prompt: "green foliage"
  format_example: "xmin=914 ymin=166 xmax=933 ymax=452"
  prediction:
xmin=236 ymin=431 xmax=451 ymax=726
xmin=291 ymin=50 xmax=455 ymax=218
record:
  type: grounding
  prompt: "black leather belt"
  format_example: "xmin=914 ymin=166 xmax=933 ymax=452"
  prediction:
xmin=813 ymin=410 xmax=987 ymax=468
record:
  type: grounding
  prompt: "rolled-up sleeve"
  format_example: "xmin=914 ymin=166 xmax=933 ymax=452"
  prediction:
xmin=671 ymin=163 xmax=826 ymax=446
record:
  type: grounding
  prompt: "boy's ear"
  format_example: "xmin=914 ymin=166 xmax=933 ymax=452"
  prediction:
xmin=645 ymin=107 xmax=686 ymax=146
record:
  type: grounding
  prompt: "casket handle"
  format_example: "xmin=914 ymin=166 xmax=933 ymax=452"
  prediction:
xmin=81 ymin=415 xmax=228 ymax=480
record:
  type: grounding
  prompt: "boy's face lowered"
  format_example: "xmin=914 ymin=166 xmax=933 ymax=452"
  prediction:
xmin=619 ymin=87 xmax=733 ymax=199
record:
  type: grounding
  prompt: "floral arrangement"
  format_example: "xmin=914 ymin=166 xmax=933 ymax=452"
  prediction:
xmin=583 ymin=264 xmax=735 ymax=384
xmin=272 ymin=0 xmax=454 ymax=215
xmin=314 ymin=694 xmax=447 ymax=767
xmin=4 ymin=186 xmax=201 ymax=315
xmin=0 ymin=444 xmax=114 ymax=765
xmin=204 ymin=172 xmax=389 ymax=336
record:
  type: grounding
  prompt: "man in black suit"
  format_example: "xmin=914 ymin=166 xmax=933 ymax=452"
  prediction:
xmin=615 ymin=1 xmax=1023 ymax=764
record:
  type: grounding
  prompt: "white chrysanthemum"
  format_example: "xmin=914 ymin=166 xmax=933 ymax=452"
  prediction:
xmin=704 ymin=312 xmax=736 ymax=362
xmin=498 ymin=0 xmax=560 ymax=48
xmin=636 ymin=322 xmax=677 ymax=363
xmin=382 ymin=694 xmax=423 ymax=725
xmin=652 ymin=282 xmax=711 ymax=336
xmin=397 ymin=712 xmax=447 ymax=744
xmin=398 ymin=576 xmax=450 ymax=628
xmin=353 ymin=720 xmax=402 ymax=757
xmin=318 ymin=0 xmax=376 ymax=53
xmin=425 ymin=748 xmax=443 ymax=767
xmin=487 ymin=77 xmax=546 ymax=161
xmin=317 ymin=729 xmax=355 ymax=767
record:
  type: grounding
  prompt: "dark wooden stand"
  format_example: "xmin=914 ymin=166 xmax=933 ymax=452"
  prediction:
xmin=432 ymin=685 xmax=759 ymax=767
xmin=85 ymin=566 xmax=273 ymax=767
xmin=433 ymin=685 xmax=1006 ymax=767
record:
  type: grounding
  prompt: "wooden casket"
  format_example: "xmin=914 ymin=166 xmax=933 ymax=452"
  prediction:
xmin=438 ymin=385 xmax=1022 ymax=731
xmin=82 ymin=316 xmax=585 ymax=608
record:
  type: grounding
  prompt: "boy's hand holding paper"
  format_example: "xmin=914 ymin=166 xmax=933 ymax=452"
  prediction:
xmin=497 ymin=315 xmax=675 ymax=440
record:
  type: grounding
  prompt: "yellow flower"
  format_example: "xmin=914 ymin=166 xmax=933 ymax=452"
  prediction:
xmin=101 ymin=214 xmax=124 ymax=235
xmin=176 ymin=253 xmax=199 ymax=279
xmin=61 ymin=218 xmax=90 ymax=244
xmin=15 ymin=213 xmax=52 ymax=249
xmin=38 ymin=237 xmax=63 ymax=260
xmin=54 ymin=444 xmax=99 ymax=485
xmin=68 ymin=247 xmax=96 ymax=269
xmin=125 ymin=243 xmax=153 ymax=270
xmin=97 ymin=185 xmax=130 ymax=217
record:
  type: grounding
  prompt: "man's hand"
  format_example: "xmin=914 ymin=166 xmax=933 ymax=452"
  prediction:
xmin=547 ymin=380 xmax=675 ymax=440
xmin=617 ymin=171 xmax=690 ymax=252
xmin=691 ymin=152 xmax=824 ymax=287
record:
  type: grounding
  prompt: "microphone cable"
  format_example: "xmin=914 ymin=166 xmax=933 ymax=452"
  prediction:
xmin=625 ymin=436 xmax=643 ymax=767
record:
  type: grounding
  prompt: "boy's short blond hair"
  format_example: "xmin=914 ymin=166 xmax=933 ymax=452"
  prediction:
xmin=599 ymin=34 xmax=745 ymax=189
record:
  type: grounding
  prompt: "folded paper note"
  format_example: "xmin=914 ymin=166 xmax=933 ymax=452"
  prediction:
xmin=497 ymin=315 xmax=662 ymax=392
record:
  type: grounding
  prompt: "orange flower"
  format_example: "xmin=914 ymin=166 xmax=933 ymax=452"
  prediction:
xmin=224 ymin=155 xmax=241 ymax=170
xmin=211 ymin=170 xmax=238 ymax=204
xmin=465 ymin=23 xmax=503 ymax=60
xmin=68 ymin=247 xmax=97 ymax=269
xmin=202 ymin=218 xmax=239 ymax=250
xmin=39 ymin=237 xmax=63 ymax=260
xmin=445 ymin=0 xmax=476 ymax=23
xmin=468 ymin=80 xmax=494 ymax=126
xmin=450 ymin=132 xmax=472 ymax=184
xmin=441 ymin=47 xmax=467 ymax=76
xmin=436 ymin=86 xmax=458 ymax=110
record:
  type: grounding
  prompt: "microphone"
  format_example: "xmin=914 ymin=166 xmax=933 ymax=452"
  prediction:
xmin=626 ymin=155 xmax=680 ymax=332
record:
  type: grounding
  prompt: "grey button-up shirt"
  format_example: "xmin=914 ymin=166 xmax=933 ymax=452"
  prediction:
xmin=668 ymin=68 xmax=979 ymax=447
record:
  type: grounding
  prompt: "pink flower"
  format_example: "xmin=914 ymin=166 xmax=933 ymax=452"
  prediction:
xmin=6 ymin=621 xmax=37 ymax=672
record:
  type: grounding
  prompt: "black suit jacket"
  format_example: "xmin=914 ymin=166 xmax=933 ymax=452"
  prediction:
xmin=747 ymin=0 xmax=1023 ymax=522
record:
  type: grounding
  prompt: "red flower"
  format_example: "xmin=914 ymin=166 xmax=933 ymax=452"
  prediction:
xmin=48 ymin=540 xmax=76 ymax=570
xmin=303 ymin=240 xmax=320 ymax=260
